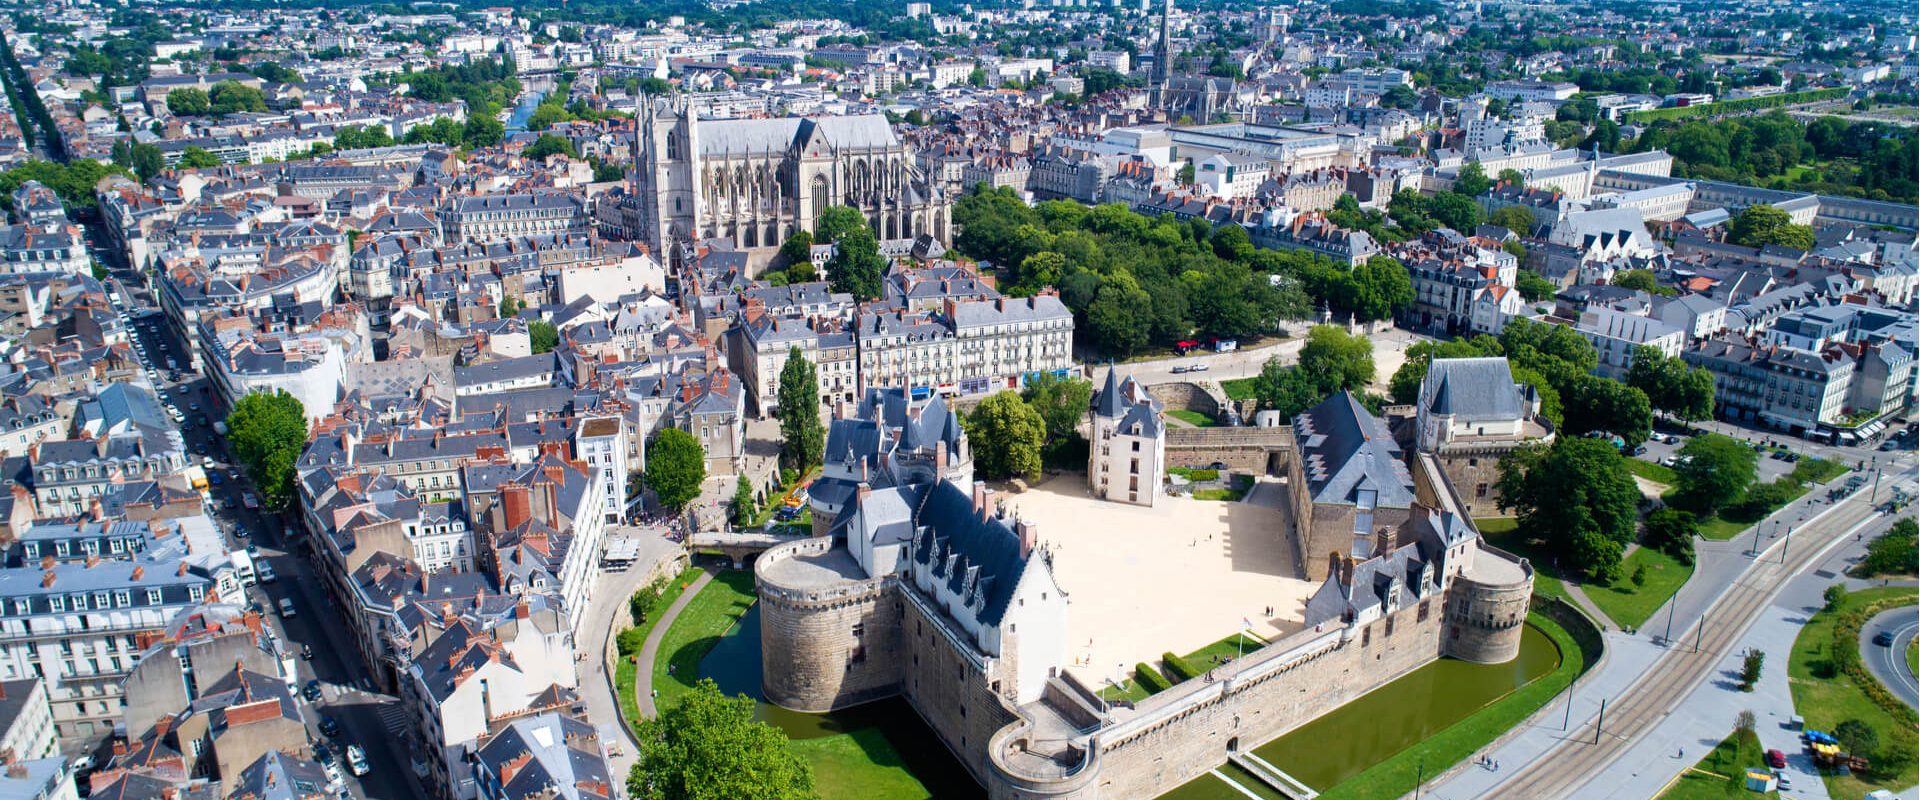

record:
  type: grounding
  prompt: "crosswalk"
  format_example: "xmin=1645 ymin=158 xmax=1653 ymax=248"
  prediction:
xmin=376 ymin=702 xmax=412 ymax=739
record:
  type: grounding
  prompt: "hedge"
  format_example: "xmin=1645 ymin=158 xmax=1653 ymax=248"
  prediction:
xmin=1832 ymin=597 xmax=1920 ymax=728
xmin=1624 ymin=87 xmax=1850 ymax=123
xmin=1134 ymin=663 xmax=1172 ymax=694
xmin=1187 ymin=468 xmax=1221 ymax=482
xmin=1161 ymin=651 xmax=1202 ymax=683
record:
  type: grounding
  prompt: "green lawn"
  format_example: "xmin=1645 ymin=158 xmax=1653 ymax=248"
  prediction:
xmin=1474 ymin=517 xmax=1689 ymax=629
xmin=1658 ymin=729 xmax=1779 ymax=799
xmin=1790 ymin=458 xmax=1847 ymax=485
xmin=789 ymin=727 xmax=933 ymax=800
xmin=1318 ymin=614 xmax=1588 ymax=800
xmin=1192 ymin=488 xmax=1245 ymax=501
xmin=1184 ymin=632 xmax=1266 ymax=670
xmin=615 ymin=566 xmax=699 ymax=726
xmin=1585 ymin=546 xmax=1694 ymax=630
xmin=1624 ymin=458 xmax=1678 ymax=486
xmin=1786 ymin=586 xmax=1920 ymax=800
xmin=1908 ymin=639 xmax=1917 ymax=678
xmin=1221 ymin=377 xmax=1259 ymax=401
xmin=1167 ymin=409 xmax=1217 ymax=427
xmin=652 ymin=569 xmax=758 ymax=711
xmin=1696 ymin=482 xmax=1811 ymax=541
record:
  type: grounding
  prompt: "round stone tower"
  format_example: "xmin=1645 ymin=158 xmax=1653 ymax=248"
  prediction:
xmin=1443 ymin=551 xmax=1534 ymax=664
xmin=756 ymin=537 xmax=902 ymax=712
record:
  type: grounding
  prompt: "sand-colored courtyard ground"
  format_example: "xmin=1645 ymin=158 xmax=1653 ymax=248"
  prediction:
xmin=1000 ymin=476 xmax=1314 ymax=692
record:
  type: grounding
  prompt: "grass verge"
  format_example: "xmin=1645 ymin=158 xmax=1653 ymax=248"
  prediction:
xmin=1317 ymin=613 xmax=1588 ymax=800
xmin=1696 ymin=482 xmax=1811 ymax=541
xmin=1789 ymin=458 xmax=1846 ymax=484
xmin=1624 ymin=458 xmax=1678 ymax=485
xmin=1657 ymin=728 xmax=1778 ymax=799
xmin=652 ymin=569 xmax=757 ymax=711
xmin=789 ymin=727 xmax=933 ymax=800
xmin=1786 ymin=586 xmax=1919 ymax=800
xmin=1167 ymin=409 xmax=1217 ymax=427
xmin=614 ymin=566 xmax=698 ymax=726
xmin=1586 ymin=546 xmax=1694 ymax=630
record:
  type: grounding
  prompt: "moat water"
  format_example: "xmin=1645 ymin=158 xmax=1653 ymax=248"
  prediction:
xmin=701 ymin=605 xmax=1559 ymax=800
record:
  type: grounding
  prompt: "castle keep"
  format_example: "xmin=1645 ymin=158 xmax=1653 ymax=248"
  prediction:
xmin=756 ymin=386 xmax=1533 ymax=798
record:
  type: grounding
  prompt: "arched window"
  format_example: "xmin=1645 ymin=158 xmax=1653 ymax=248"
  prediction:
xmin=811 ymin=174 xmax=830 ymax=214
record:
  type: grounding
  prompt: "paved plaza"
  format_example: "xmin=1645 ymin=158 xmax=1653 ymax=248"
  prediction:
xmin=1003 ymin=476 xmax=1312 ymax=692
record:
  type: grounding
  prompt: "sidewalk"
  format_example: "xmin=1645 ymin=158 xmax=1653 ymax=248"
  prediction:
xmin=635 ymin=569 xmax=714 ymax=717
xmin=1423 ymin=477 xmax=1885 ymax=799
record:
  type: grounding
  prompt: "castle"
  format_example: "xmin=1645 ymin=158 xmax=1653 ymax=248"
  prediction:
xmin=757 ymin=387 xmax=1532 ymax=798
xmin=1087 ymin=369 xmax=1166 ymax=506
xmin=603 ymin=96 xmax=953 ymax=268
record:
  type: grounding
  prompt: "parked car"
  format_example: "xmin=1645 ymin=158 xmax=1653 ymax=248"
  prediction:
xmin=303 ymin=679 xmax=323 ymax=701
xmin=1171 ymin=365 xmax=1189 ymax=374
xmin=277 ymin=597 xmax=297 ymax=618
xmin=1766 ymin=748 xmax=1787 ymax=769
xmin=1188 ymin=363 xmax=1209 ymax=372
xmin=319 ymin=715 xmax=341 ymax=738
xmin=346 ymin=745 xmax=370 ymax=776
xmin=256 ymin=562 xmax=276 ymax=584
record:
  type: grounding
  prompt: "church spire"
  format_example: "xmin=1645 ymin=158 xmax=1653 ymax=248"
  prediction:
xmin=1151 ymin=0 xmax=1175 ymax=109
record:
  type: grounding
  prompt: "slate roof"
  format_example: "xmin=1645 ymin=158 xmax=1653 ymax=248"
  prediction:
xmin=1422 ymin=358 xmax=1526 ymax=422
xmin=898 ymin=480 xmax=1034 ymax=626
xmin=474 ymin=712 xmax=612 ymax=800
xmin=1294 ymin=391 xmax=1415 ymax=508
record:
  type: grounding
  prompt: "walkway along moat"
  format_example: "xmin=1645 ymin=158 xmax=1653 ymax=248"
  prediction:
xmin=697 ymin=597 xmax=1563 ymax=800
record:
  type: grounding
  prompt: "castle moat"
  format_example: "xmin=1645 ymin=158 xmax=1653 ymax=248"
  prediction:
xmin=699 ymin=593 xmax=1561 ymax=800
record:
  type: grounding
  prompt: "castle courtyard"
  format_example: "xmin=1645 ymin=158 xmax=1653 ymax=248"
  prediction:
xmin=1000 ymin=476 xmax=1314 ymax=693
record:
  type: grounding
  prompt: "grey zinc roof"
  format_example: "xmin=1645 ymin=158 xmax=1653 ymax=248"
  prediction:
xmin=1422 ymin=358 xmax=1526 ymax=423
xmin=1294 ymin=392 xmax=1415 ymax=508
xmin=696 ymin=114 xmax=898 ymax=157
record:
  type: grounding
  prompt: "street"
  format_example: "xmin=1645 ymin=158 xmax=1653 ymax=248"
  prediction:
xmin=1861 ymin=607 xmax=1919 ymax=710
xmin=116 ymin=281 xmax=422 ymax=800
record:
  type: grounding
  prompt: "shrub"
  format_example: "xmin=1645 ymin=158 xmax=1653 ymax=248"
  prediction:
xmin=1852 ymin=518 xmax=1918 ymax=578
xmin=1830 ymin=596 xmax=1920 ymax=728
xmin=1134 ymin=663 xmax=1171 ymax=694
xmin=1834 ymin=718 xmax=1880 ymax=759
xmin=1630 ymin=563 xmax=1648 ymax=587
xmin=1739 ymin=649 xmax=1764 ymax=691
xmin=1727 ymin=478 xmax=1799 ymax=520
xmin=1643 ymin=508 xmax=1698 ymax=565
xmin=1186 ymin=468 xmax=1220 ymax=482
xmin=616 ymin=626 xmax=645 ymax=657
xmin=1161 ymin=651 xmax=1202 ymax=682
xmin=1823 ymin=584 xmax=1846 ymax=611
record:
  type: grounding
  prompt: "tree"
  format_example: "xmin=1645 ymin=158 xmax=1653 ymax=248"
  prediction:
xmin=967 ymin=391 xmax=1045 ymax=481
xmin=462 ymin=115 xmax=505 ymax=148
xmin=1177 ymin=162 xmax=1195 ymax=185
xmin=1610 ymin=269 xmax=1671 ymax=296
xmin=1672 ymin=434 xmax=1759 ymax=515
xmin=1386 ymin=337 xmax=1503 ymax=404
xmin=1853 ymin=517 xmax=1918 ymax=578
xmin=1454 ymin=161 xmax=1492 ymax=196
xmin=527 ymin=103 xmax=573 ymax=131
xmin=1726 ymin=204 xmax=1814 ymax=250
xmin=1738 ymin=649 xmax=1764 ymax=692
xmin=629 ymin=678 xmax=817 ymax=800
xmin=1020 ymin=372 xmax=1093 ymax=442
xmin=529 ymin=320 xmax=560 ymax=354
xmin=814 ymin=207 xmax=885 ymax=301
xmin=166 ymin=87 xmax=210 ymax=116
xmin=776 ymin=230 xmax=813 ymax=270
xmin=1488 ymin=205 xmax=1536 ymax=235
xmin=129 ymin=142 xmax=164 ymax=181
xmin=1642 ymin=507 xmax=1698 ymax=565
xmin=1832 ymin=718 xmax=1878 ymax=758
xmin=1347 ymin=256 xmax=1414 ymax=321
xmin=1295 ymin=325 xmax=1375 ymax=396
xmin=1515 ymin=269 xmax=1557 ymax=302
xmin=1087 ymin=272 xmax=1151 ymax=357
xmin=1626 ymin=345 xmax=1714 ymax=421
xmin=1426 ymin=191 xmax=1484 ymax=232
xmin=522 ymin=133 xmax=578 ymax=160
xmin=775 ymin=348 xmax=823 ymax=472
xmin=208 ymin=80 xmax=267 ymax=114
xmin=177 ymin=147 xmax=221 ymax=169
xmin=1561 ymin=374 xmax=1652 ymax=447
xmin=226 ymin=390 xmax=308 ymax=511
xmin=644 ymin=428 xmax=706 ymax=512
xmin=1495 ymin=438 xmax=1640 ymax=581
xmin=1496 ymin=168 xmax=1528 ymax=188
xmin=731 ymin=477 xmax=756 ymax=527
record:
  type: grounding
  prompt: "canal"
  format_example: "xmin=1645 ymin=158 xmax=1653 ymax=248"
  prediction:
xmin=702 ymin=602 xmax=1559 ymax=800
xmin=504 ymin=77 xmax=554 ymax=132
xmin=700 ymin=603 xmax=982 ymax=799
xmin=1162 ymin=622 xmax=1562 ymax=799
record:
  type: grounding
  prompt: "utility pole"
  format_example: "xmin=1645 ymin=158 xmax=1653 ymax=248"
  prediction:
xmin=1414 ymin=759 xmax=1425 ymax=800
xmin=1662 ymin=587 xmax=1678 ymax=646
xmin=1749 ymin=518 xmax=1765 ymax=557
xmin=1595 ymin=698 xmax=1608 ymax=745
xmin=1694 ymin=609 xmax=1704 ymax=652
xmin=1560 ymin=680 xmax=1575 ymax=730
xmin=1781 ymin=526 xmax=1791 ymax=564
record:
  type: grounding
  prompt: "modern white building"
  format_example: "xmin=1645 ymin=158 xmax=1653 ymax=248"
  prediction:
xmin=1576 ymin=307 xmax=1685 ymax=380
xmin=574 ymin=416 xmax=629 ymax=524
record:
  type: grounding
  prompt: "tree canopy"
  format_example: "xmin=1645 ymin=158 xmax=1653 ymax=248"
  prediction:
xmin=645 ymin=428 xmax=707 ymax=512
xmin=1496 ymin=437 xmax=1641 ymax=580
xmin=629 ymin=678 xmax=817 ymax=800
xmin=1726 ymin=204 xmax=1815 ymax=250
xmin=1626 ymin=344 xmax=1715 ymax=421
xmin=1671 ymin=433 xmax=1758 ymax=515
xmin=226 ymin=390 xmax=308 ymax=511
xmin=814 ymin=207 xmax=885 ymax=301
xmin=966 ymin=391 xmax=1046 ymax=482
xmin=775 ymin=348 xmax=824 ymax=471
